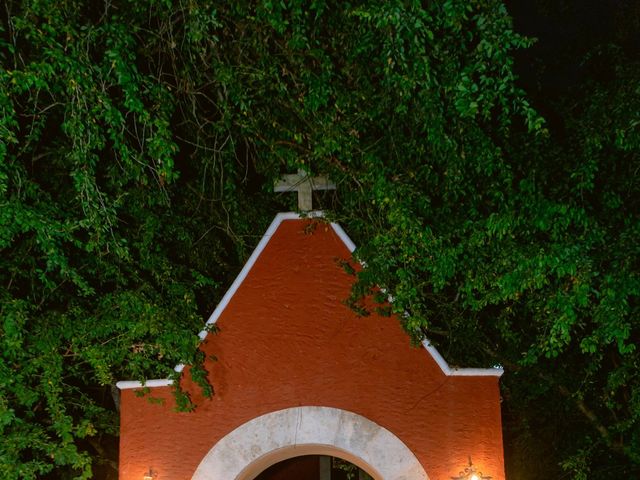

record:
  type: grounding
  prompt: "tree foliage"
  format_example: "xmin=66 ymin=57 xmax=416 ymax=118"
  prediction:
xmin=0 ymin=0 xmax=638 ymax=479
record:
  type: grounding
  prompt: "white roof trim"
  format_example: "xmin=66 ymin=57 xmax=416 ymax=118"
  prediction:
xmin=116 ymin=212 xmax=501 ymax=390
xmin=116 ymin=379 xmax=173 ymax=389
xmin=330 ymin=222 xmax=356 ymax=253
xmin=422 ymin=340 xmax=503 ymax=377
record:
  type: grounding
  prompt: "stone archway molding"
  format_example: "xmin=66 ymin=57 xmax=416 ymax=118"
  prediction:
xmin=191 ymin=406 xmax=429 ymax=480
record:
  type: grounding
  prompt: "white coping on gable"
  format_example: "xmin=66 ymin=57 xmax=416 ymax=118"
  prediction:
xmin=116 ymin=212 xmax=502 ymax=390
xmin=421 ymin=340 xmax=502 ymax=377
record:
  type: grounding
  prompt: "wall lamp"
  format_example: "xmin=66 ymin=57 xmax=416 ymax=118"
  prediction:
xmin=451 ymin=457 xmax=492 ymax=480
xmin=143 ymin=467 xmax=157 ymax=480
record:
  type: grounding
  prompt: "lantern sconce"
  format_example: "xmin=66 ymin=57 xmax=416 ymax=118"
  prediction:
xmin=451 ymin=457 xmax=492 ymax=480
xmin=143 ymin=467 xmax=157 ymax=480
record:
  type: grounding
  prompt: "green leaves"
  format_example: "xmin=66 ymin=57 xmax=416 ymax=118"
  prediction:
xmin=1 ymin=0 xmax=638 ymax=478
xmin=0 ymin=1 xmax=232 ymax=477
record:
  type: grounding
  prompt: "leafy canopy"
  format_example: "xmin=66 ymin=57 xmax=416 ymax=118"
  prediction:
xmin=0 ymin=0 xmax=638 ymax=479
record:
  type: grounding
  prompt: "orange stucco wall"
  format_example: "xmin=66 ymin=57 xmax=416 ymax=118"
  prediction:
xmin=119 ymin=219 xmax=505 ymax=480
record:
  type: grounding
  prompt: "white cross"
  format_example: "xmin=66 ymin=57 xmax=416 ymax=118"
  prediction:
xmin=274 ymin=169 xmax=336 ymax=211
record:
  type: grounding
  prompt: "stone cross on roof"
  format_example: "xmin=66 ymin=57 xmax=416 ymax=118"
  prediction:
xmin=274 ymin=169 xmax=336 ymax=211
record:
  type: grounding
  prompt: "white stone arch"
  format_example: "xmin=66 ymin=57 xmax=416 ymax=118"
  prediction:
xmin=191 ymin=406 xmax=429 ymax=480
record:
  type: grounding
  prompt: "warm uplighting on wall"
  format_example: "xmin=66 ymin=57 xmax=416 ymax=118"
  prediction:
xmin=451 ymin=457 xmax=492 ymax=480
xmin=143 ymin=467 xmax=157 ymax=480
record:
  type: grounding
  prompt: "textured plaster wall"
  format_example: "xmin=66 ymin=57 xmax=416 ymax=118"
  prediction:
xmin=119 ymin=219 xmax=505 ymax=480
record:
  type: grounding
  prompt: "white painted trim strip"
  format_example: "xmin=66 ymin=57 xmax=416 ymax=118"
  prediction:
xmin=117 ymin=212 xmax=313 ymax=390
xmin=116 ymin=379 xmax=173 ymax=389
xmin=117 ymin=211 xmax=501 ymax=390
xmin=331 ymin=219 xmax=501 ymax=377
xmin=422 ymin=340 xmax=503 ymax=377
xmin=330 ymin=222 xmax=356 ymax=253
xmin=197 ymin=212 xmax=302 ymax=341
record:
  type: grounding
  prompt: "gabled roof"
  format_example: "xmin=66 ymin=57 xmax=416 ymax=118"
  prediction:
xmin=117 ymin=212 xmax=502 ymax=390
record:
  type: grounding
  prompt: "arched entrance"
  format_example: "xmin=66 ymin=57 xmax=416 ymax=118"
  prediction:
xmin=191 ymin=406 xmax=430 ymax=480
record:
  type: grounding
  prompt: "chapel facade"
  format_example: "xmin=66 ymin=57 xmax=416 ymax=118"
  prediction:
xmin=117 ymin=212 xmax=505 ymax=480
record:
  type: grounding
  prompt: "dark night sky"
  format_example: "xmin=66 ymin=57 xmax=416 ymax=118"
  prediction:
xmin=504 ymin=0 xmax=639 ymax=137
xmin=507 ymin=0 xmax=638 ymax=93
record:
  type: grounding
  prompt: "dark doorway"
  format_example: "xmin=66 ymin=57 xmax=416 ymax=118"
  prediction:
xmin=254 ymin=455 xmax=373 ymax=480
